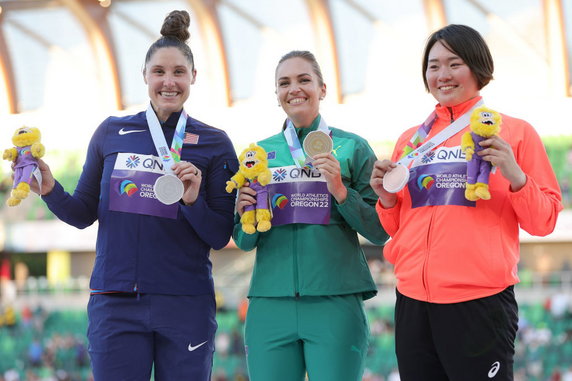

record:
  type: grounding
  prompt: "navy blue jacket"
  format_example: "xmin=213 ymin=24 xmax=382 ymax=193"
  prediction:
xmin=43 ymin=109 xmax=238 ymax=295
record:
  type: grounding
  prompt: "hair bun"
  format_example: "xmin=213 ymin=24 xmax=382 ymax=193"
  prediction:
xmin=160 ymin=10 xmax=191 ymax=43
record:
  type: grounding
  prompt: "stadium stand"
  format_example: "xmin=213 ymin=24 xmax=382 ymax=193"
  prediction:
xmin=0 ymin=295 xmax=570 ymax=381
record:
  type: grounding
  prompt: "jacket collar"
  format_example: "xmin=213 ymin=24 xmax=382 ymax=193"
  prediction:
xmin=434 ymin=96 xmax=482 ymax=123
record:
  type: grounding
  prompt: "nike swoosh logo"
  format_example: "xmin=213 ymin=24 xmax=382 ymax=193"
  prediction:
xmin=118 ymin=128 xmax=146 ymax=135
xmin=188 ymin=341 xmax=207 ymax=352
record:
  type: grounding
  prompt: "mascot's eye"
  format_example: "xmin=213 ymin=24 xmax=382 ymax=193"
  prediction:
xmin=481 ymin=112 xmax=492 ymax=118
xmin=246 ymin=151 xmax=255 ymax=158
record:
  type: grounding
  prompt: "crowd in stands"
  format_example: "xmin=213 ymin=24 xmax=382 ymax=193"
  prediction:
xmin=0 ymin=304 xmax=90 ymax=381
xmin=515 ymin=293 xmax=572 ymax=381
xmin=0 ymin=291 xmax=569 ymax=381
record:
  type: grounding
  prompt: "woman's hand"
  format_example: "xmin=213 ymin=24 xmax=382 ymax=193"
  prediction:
xmin=236 ymin=182 xmax=256 ymax=217
xmin=173 ymin=161 xmax=202 ymax=205
xmin=370 ymin=160 xmax=398 ymax=208
xmin=28 ymin=159 xmax=56 ymax=196
xmin=478 ymin=135 xmax=526 ymax=192
xmin=312 ymin=153 xmax=347 ymax=203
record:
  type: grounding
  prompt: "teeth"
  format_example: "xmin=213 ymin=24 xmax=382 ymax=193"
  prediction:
xmin=161 ymin=92 xmax=177 ymax=97
xmin=440 ymin=86 xmax=455 ymax=91
xmin=289 ymin=98 xmax=306 ymax=105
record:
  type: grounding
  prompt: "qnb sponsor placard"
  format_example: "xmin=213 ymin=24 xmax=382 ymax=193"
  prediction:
xmin=108 ymin=152 xmax=178 ymax=219
xmin=407 ymin=146 xmax=475 ymax=208
xmin=267 ymin=165 xmax=330 ymax=226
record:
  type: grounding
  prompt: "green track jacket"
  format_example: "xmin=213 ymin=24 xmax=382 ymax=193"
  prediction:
xmin=233 ymin=117 xmax=389 ymax=300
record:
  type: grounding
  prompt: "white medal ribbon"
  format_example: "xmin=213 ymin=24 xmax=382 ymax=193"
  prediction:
xmin=284 ymin=115 xmax=331 ymax=168
xmin=383 ymin=99 xmax=484 ymax=193
xmin=33 ymin=167 xmax=42 ymax=193
xmin=146 ymin=105 xmax=188 ymax=205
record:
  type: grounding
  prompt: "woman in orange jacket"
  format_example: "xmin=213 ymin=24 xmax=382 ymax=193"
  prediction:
xmin=370 ymin=24 xmax=562 ymax=381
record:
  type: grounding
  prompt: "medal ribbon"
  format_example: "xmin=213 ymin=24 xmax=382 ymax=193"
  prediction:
xmin=283 ymin=115 xmax=331 ymax=168
xmin=146 ymin=105 xmax=188 ymax=174
xmin=398 ymin=99 xmax=484 ymax=167
xmin=401 ymin=112 xmax=435 ymax=158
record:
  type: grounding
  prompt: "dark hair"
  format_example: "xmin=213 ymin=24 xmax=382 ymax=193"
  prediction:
xmin=144 ymin=10 xmax=194 ymax=70
xmin=275 ymin=50 xmax=324 ymax=87
xmin=422 ymin=24 xmax=493 ymax=91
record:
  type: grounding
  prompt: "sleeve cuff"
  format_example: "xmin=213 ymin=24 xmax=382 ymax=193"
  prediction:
xmin=334 ymin=187 xmax=356 ymax=211
xmin=41 ymin=181 xmax=66 ymax=204
xmin=375 ymin=197 xmax=401 ymax=215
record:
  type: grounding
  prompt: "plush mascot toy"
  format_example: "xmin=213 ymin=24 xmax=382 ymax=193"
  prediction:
xmin=3 ymin=126 xmax=45 ymax=206
xmin=226 ymin=143 xmax=272 ymax=234
xmin=461 ymin=106 xmax=502 ymax=201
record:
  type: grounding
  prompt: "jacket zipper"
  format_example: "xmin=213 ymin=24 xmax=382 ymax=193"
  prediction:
xmin=423 ymin=109 xmax=454 ymax=301
xmin=422 ymin=207 xmax=437 ymax=301
xmin=293 ymin=224 xmax=300 ymax=298
xmin=422 ymin=107 xmax=454 ymax=301
xmin=134 ymin=218 xmax=141 ymax=297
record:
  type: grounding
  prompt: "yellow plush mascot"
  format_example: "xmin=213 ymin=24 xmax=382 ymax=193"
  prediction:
xmin=461 ymin=106 xmax=502 ymax=201
xmin=3 ymin=126 xmax=45 ymax=206
xmin=226 ymin=143 xmax=272 ymax=234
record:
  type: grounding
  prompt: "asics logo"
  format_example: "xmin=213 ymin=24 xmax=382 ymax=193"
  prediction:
xmin=118 ymin=128 xmax=146 ymax=135
xmin=488 ymin=361 xmax=500 ymax=378
xmin=188 ymin=341 xmax=207 ymax=352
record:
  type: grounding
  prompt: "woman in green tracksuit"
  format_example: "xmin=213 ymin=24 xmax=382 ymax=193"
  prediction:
xmin=233 ymin=50 xmax=389 ymax=381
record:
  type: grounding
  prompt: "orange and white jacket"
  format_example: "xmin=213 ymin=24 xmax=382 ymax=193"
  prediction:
xmin=377 ymin=97 xmax=563 ymax=303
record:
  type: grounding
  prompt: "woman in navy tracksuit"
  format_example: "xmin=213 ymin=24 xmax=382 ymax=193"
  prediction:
xmin=28 ymin=10 xmax=238 ymax=381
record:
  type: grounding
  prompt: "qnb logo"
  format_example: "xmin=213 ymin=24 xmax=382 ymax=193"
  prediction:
xmin=125 ymin=155 xmax=140 ymax=168
xmin=421 ymin=150 xmax=436 ymax=164
xmin=273 ymin=168 xmax=287 ymax=182
xmin=488 ymin=361 xmax=501 ymax=378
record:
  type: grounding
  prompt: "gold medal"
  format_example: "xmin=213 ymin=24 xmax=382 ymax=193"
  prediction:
xmin=303 ymin=130 xmax=333 ymax=156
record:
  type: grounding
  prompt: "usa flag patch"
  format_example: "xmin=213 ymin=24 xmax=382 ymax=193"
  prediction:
xmin=183 ymin=133 xmax=199 ymax=144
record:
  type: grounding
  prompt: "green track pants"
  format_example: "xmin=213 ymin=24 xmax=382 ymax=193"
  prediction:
xmin=244 ymin=294 xmax=370 ymax=381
